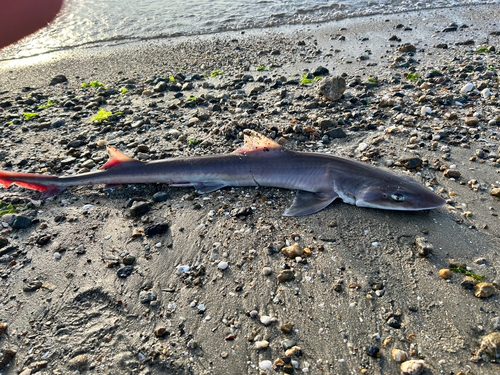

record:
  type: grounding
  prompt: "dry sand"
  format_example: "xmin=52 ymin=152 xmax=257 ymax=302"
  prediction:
xmin=0 ymin=4 xmax=500 ymax=375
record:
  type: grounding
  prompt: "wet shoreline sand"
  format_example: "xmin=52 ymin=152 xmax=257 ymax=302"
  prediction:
xmin=0 ymin=4 xmax=499 ymax=375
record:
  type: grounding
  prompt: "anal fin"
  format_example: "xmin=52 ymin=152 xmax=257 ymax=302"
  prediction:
xmin=283 ymin=190 xmax=339 ymax=217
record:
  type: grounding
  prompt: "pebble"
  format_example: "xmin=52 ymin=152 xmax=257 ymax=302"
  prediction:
xmin=218 ymin=261 xmax=229 ymax=270
xmin=460 ymin=83 xmax=475 ymax=94
xmin=414 ymin=237 xmax=433 ymax=257
xmin=479 ymin=332 xmax=500 ymax=359
xmin=281 ymin=243 xmax=303 ymax=259
xmin=254 ymin=340 xmax=269 ymax=349
xmin=117 ymin=266 xmax=134 ymax=278
xmin=492 ymin=316 xmax=500 ymax=330
xmin=129 ymin=201 xmax=151 ymax=217
xmin=153 ymin=191 xmax=170 ymax=202
xmin=392 ymin=348 xmax=407 ymax=362
xmin=475 ymin=282 xmax=496 ymax=298
xmin=464 ymin=116 xmax=479 ymax=127
xmin=444 ymin=168 xmax=461 ymax=179
xmin=122 ymin=254 xmax=136 ymax=265
xmin=259 ymin=360 xmax=273 ymax=371
xmin=439 ymin=269 xmax=452 ymax=279
xmin=491 ymin=188 xmax=500 ymax=197
xmin=280 ymin=322 xmax=294 ymax=334
xmin=461 ymin=276 xmax=477 ymax=290
xmin=401 ymin=360 xmax=425 ymax=375
xmin=277 ymin=269 xmax=294 ymax=283
xmin=260 ymin=315 xmax=274 ymax=326
xmin=9 ymin=215 xmax=32 ymax=229
xmin=282 ymin=339 xmax=297 ymax=350
xmin=154 ymin=327 xmax=169 ymax=338
xmin=67 ymin=354 xmax=88 ymax=369
xmin=262 ymin=266 xmax=273 ymax=276
xmin=0 ymin=323 xmax=7 ymax=336
xmin=285 ymin=346 xmax=302 ymax=357
xmin=319 ymin=76 xmax=346 ymax=101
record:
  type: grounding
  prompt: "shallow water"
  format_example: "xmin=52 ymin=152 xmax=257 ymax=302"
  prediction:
xmin=0 ymin=0 xmax=497 ymax=61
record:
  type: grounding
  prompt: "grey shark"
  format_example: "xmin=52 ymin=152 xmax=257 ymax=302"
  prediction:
xmin=0 ymin=130 xmax=445 ymax=216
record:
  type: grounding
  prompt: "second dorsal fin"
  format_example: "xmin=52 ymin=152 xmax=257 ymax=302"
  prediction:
xmin=102 ymin=146 xmax=139 ymax=170
xmin=234 ymin=130 xmax=283 ymax=154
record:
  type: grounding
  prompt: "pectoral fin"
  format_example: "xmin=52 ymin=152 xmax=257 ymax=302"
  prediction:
xmin=283 ymin=190 xmax=339 ymax=217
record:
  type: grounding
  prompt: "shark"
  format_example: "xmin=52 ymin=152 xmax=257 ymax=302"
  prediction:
xmin=0 ymin=130 xmax=445 ymax=216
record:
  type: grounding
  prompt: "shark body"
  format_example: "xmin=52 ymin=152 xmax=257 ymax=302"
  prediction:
xmin=0 ymin=130 xmax=445 ymax=216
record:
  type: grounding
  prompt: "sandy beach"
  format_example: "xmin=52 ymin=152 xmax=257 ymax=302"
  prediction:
xmin=1 ymin=4 xmax=500 ymax=375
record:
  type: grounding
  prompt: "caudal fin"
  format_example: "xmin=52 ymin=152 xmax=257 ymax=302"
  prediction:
xmin=0 ymin=171 xmax=65 ymax=197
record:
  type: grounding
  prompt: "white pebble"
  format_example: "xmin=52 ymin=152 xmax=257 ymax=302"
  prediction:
xmin=176 ymin=265 xmax=191 ymax=275
xmin=481 ymin=88 xmax=491 ymax=98
xmin=260 ymin=315 xmax=273 ymax=326
xmin=81 ymin=204 xmax=95 ymax=211
xmin=218 ymin=261 xmax=229 ymax=270
xmin=460 ymin=82 xmax=475 ymax=94
xmin=420 ymin=106 xmax=432 ymax=116
xmin=259 ymin=360 xmax=273 ymax=371
xmin=53 ymin=252 xmax=61 ymax=260
xmin=254 ymin=340 xmax=269 ymax=349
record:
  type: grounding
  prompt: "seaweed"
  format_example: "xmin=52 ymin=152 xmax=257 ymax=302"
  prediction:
xmin=24 ymin=113 xmax=39 ymax=121
xmin=91 ymin=109 xmax=113 ymax=123
xmin=450 ymin=267 xmax=485 ymax=281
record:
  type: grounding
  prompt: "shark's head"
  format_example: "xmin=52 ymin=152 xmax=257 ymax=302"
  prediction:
xmin=354 ymin=179 xmax=446 ymax=211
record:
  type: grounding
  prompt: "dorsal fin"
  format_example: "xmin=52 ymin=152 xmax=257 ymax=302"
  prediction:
xmin=234 ymin=130 xmax=283 ymax=154
xmin=102 ymin=146 xmax=139 ymax=170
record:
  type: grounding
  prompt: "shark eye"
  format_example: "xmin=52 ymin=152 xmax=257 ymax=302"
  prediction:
xmin=391 ymin=193 xmax=405 ymax=202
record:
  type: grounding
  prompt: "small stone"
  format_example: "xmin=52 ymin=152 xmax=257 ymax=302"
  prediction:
xmin=326 ymin=127 xmax=347 ymax=139
xmin=0 ymin=323 xmax=7 ymax=336
xmin=461 ymin=276 xmax=478 ymax=290
xmin=145 ymin=223 xmax=169 ymax=236
xmin=285 ymin=346 xmax=302 ymax=357
xmin=9 ymin=215 xmax=32 ymax=229
xmin=460 ymin=83 xmax=475 ymax=94
xmin=122 ymin=255 xmax=136 ymax=265
xmin=280 ymin=322 xmax=294 ymax=334
xmin=479 ymin=332 xmax=500 ymax=359
xmin=282 ymin=339 xmax=297 ymax=350
xmin=23 ymin=280 xmax=43 ymax=292
xmin=392 ymin=349 xmax=407 ymax=363
xmin=117 ymin=266 xmax=134 ymax=278
xmin=153 ymin=191 xmax=170 ymax=202
xmin=50 ymin=74 xmax=68 ymax=85
xmin=319 ymin=76 xmax=346 ymax=101
xmin=366 ymin=345 xmax=379 ymax=357
xmin=281 ymin=243 xmax=303 ymax=259
xmin=249 ymin=310 xmax=259 ymax=318
xmin=398 ymin=44 xmax=417 ymax=53
xmin=129 ymin=201 xmax=151 ymax=217
xmin=415 ymin=237 xmax=433 ymax=256
xmin=401 ymin=360 xmax=425 ymax=375
xmin=439 ymin=269 xmax=452 ymax=279
xmin=387 ymin=317 xmax=401 ymax=329
xmin=491 ymin=188 xmax=500 ymax=197
xmin=399 ymin=156 xmax=422 ymax=169
xmin=220 ymin=352 xmax=228 ymax=359
xmin=260 ymin=315 xmax=273 ymax=326
xmin=277 ymin=269 xmax=294 ymax=283
xmin=492 ymin=316 xmax=500 ymax=330
xmin=254 ymin=340 xmax=269 ymax=349
xmin=218 ymin=261 xmax=228 ymax=270
xmin=475 ymin=282 xmax=496 ymax=298
xmin=262 ymin=267 xmax=273 ymax=276
xmin=67 ymin=354 xmax=88 ymax=369
xmin=312 ymin=66 xmax=329 ymax=76
xmin=0 ymin=349 xmax=16 ymax=370
xmin=259 ymin=360 xmax=273 ymax=371
xmin=154 ymin=327 xmax=169 ymax=338
xmin=444 ymin=169 xmax=461 ymax=179
xmin=464 ymin=116 xmax=479 ymax=127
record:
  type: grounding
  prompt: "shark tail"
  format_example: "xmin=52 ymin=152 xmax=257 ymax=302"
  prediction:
xmin=0 ymin=171 xmax=65 ymax=197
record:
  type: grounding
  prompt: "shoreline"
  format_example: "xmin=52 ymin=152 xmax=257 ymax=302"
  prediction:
xmin=0 ymin=3 xmax=499 ymax=375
